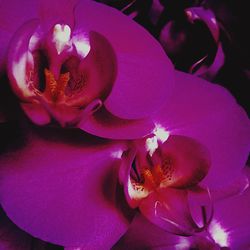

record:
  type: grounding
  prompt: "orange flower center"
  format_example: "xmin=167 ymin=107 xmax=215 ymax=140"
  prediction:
xmin=43 ymin=69 xmax=70 ymax=103
xmin=132 ymin=156 xmax=175 ymax=194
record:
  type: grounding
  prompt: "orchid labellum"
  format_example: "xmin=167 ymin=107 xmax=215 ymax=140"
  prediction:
xmin=0 ymin=0 xmax=249 ymax=249
xmin=114 ymin=169 xmax=250 ymax=250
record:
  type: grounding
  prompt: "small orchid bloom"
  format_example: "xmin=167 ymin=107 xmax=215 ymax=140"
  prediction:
xmin=114 ymin=169 xmax=250 ymax=250
xmin=159 ymin=6 xmax=225 ymax=80
xmin=121 ymin=133 xmax=212 ymax=235
xmin=120 ymin=71 xmax=250 ymax=235
xmin=1 ymin=0 xmax=174 ymax=139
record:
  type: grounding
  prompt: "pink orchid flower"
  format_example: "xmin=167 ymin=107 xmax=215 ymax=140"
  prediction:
xmin=0 ymin=0 xmax=249 ymax=249
xmin=0 ymin=0 xmax=174 ymax=139
xmin=120 ymin=134 xmax=212 ymax=235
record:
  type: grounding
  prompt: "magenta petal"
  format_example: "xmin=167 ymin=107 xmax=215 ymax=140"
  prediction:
xmin=0 ymin=128 xmax=130 ymax=247
xmin=74 ymin=0 xmax=174 ymax=119
xmin=38 ymin=0 xmax=77 ymax=30
xmin=154 ymin=71 xmax=250 ymax=189
xmin=208 ymin=170 xmax=250 ymax=249
xmin=0 ymin=0 xmax=37 ymax=32
xmin=112 ymin=214 xmax=181 ymax=250
xmin=210 ymin=171 xmax=249 ymax=200
xmin=113 ymin=214 xmax=218 ymax=250
xmin=139 ymin=188 xmax=201 ymax=235
xmin=153 ymin=135 xmax=210 ymax=188
xmin=78 ymin=107 xmax=154 ymax=139
xmin=104 ymin=53 xmax=174 ymax=119
xmin=0 ymin=0 xmax=76 ymax=71
xmin=0 ymin=0 xmax=37 ymax=71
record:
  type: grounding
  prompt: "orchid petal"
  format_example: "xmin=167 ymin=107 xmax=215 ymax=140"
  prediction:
xmin=112 ymin=214 xmax=181 ymax=250
xmin=154 ymin=71 xmax=250 ymax=189
xmin=74 ymin=0 xmax=174 ymax=119
xmin=152 ymin=135 xmax=210 ymax=188
xmin=209 ymin=169 xmax=250 ymax=249
xmin=78 ymin=107 xmax=155 ymax=139
xmin=114 ymin=215 xmax=221 ymax=250
xmin=139 ymin=188 xmax=202 ymax=235
xmin=0 ymin=0 xmax=37 ymax=72
xmin=189 ymin=171 xmax=249 ymax=205
xmin=0 ymin=126 xmax=130 ymax=247
xmin=38 ymin=0 xmax=78 ymax=30
xmin=0 ymin=0 xmax=77 ymax=72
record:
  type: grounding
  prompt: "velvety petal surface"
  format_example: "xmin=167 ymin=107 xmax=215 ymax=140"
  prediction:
xmin=152 ymin=135 xmax=210 ymax=188
xmin=78 ymin=106 xmax=155 ymax=139
xmin=74 ymin=0 xmax=174 ymax=119
xmin=113 ymin=214 xmax=219 ymax=250
xmin=0 ymin=0 xmax=37 ymax=72
xmin=209 ymin=169 xmax=250 ymax=249
xmin=112 ymin=214 xmax=181 ymax=250
xmin=115 ymin=170 xmax=250 ymax=250
xmin=0 ymin=125 xmax=130 ymax=248
xmin=139 ymin=188 xmax=202 ymax=235
xmin=38 ymin=0 xmax=78 ymax=30
xmin=0 ymin=0 xmax=78 ymax=72
xmin=154 ymin=71 xmax=250 ymax=189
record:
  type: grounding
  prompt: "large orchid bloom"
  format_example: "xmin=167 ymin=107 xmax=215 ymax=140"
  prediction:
xmin=0 ymin=0 xmax=249 ymax=249
xmin=114 ymin=169 xmax=250 ymax=250
xmin=0 ymin=0 xmax=174 ymax=139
